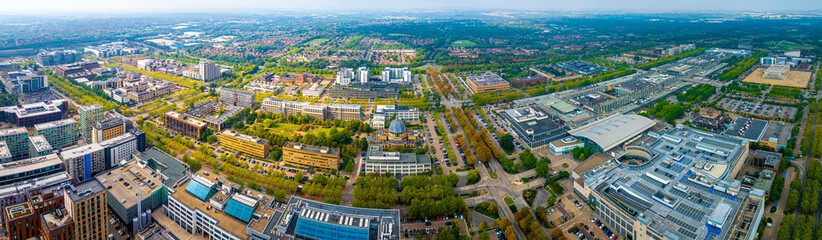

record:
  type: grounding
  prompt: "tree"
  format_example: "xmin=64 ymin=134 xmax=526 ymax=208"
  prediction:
xmin=294 ymin=171 xmax=304 ymax=182
xmin=535 ymin=158 xmax=551 ymax=177
xmin=467 ymin=169 xmax=480 ymax=184
xmin=552 ymin=228 xmax=567 ymax=240
xmin=500 ymin=134 xmax=515 ymax=152
xmin=520 ymin=149 xmax=537 ymax=169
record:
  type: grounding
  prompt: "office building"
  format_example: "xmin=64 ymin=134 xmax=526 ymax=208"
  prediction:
xmin=2 ymin=69 xmax=48 ymax=94
xmin=35 ymin=50 xmax=81 ymax=66
xmin=59 ymin=144 xmax=105 ymax=181
xmin=751 ymin=150 xmax=782 ymax=171
xmin=549 ymin=136 xmax=585 ymax=155
xmin=220 ymin=130 xmax=270 ymax=159
xmin=180 ymin=101 xmax=243 ymax=131
xmin=336 ymin=68 xmax=355 ymax=86
xmin=327 ymin=83 xmax=402 ymax=99
xmin=465 ymin=74 xmax=511 ymax=93
xmin=381 ymin=67 xmax=412 ymax=83
xmin=63 ymin=179 xmax=108 ymax=240
xmin=163 ymin=111 xmax=207 ymax=139
xmin=372 ymin=119 xmax=422 ymax=149
xmin=282 ymin=142 xmax=340 ymax=170
xmin=125 ymin=79 xmax=177 ymax=103
xmin=357 ymin=67 xmax=369 ymax=83
xmin=763 ymin=64 xmax=790 ymax=80
xmin=96 ymin=160 xmax=168 ymax=227
xmin=29 ymin=135 xmax=53 ymax=157
xmin=219 ymin=88 xmax=255 ymax=108
xmin=34 ymin=119 xmax=78 ymax=149
xmin=567 ymin=114 xmax=655 ymax=153
xmin=0 ymin=127 xmax=29 ymax=161
xmin=80 ymin=104 xmax=104 ymax=141
xmin=274 ymin=197 xmax=401 ymax=240
xmin=500 ymin=106 xmax=569 ymax=149
xmin=692 ymin=108 xmax=730 ymax=133
xmin=371 ymin=105 xmax=420 ymax=128
xmin=704 ymin=48 xmax=752 ymax=57
xmin=92 ymin=118 xmax=126 ymax=143
xmin=0 ymin=100 xmax=69 ymax=127
xmin=363 ymin=145 xmax=431 ymax=175
xmin=760 ymin=121 xmax=793 ymax=151
xmin=262 ymin=98 xmax=362 ymax=121
xmin=53 ymin=61 xmax=99 ymax=79
xmin=511 ymin=75 xmax=547 ymax=87
xmin=165 ymin=169 xmax=277 ymax=240
xmin=0 ymin=153 xmax=64 ymax=186
xmin=572 ymin=127 xmax=750 ymax=240
xmin=302 ymin=83 xmax=325 ymax=97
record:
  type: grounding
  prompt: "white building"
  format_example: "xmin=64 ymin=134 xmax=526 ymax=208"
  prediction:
xmin=137 ymin=59 xmax=154 ymax=70
xmin=302 ymin=83 xmax=325 ymax=97
xmin=98 ymin=132 xmax=139 ymax=167
xmin=381 ymin=67 xmax=412 ymax=83
xmin=336 ymin=68 xmax=355 ymax=86
xmin=199 ymin=60 xmax=221 ymax=81
xmin=59 ymin=144 xmax=105 ymax=181
xmin=362 ymin=145 xmax=431 ymax=175
xmin=357 ymin=67 xmax=369 ymax=84
xmin=371 ymin=105 xmax=420 ymax=128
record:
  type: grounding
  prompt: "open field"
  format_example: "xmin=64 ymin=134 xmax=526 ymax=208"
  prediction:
xmin=451 ymin=40 xmax=477 ymax=47
xmin=306 ymin=38 xmax=329 ymax=45
xmin=742 ymin=68 xmax=812 ymax=88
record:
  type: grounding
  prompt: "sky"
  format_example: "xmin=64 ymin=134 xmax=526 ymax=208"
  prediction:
xmin=2 ymin=0 xmax=821 ymax=14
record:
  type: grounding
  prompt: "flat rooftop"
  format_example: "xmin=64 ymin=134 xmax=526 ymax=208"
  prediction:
xmin=171 ymin=169 xmax=276 ymax=240
xmin=761 ymin=121 xmax=793 ymax=146
xmin=65 ymin=178 xmax=106 ymax=201
xmin=723 ymin=117 xmax=768 ymax=141
xmin=29 ymin=135 xmax=53 ymax=153
xmin=42 ymin=208 xmax=73 ymax=230
xmin=0 ymin=153 xmax=62 ymax=178
xmin=0 ymin=141 xmax=10 ymax=160
xmin=59 ymin=143 xmax=103 ymax=160
xmin=165 ymin=111 xmax=206 ymax=127
xmin=222 ymin=130 xmax=268 ymax=145
xmin=277 ymin=197 xmax=401 ymax=240
xmin=96 ymin=161 xmax=165 ymax=209
xmin=34 ymin=118 xmax=77 ymax=131
xmin=5 ymin=202 xmax=33 ymax=220
xmin=582 ymin=127 xmax=748 ymax=240
xmin=283 ymin=142 xmax=339 ymax=156
xmin=132 ymin=148 xmax=188 ymax=187
xmin=466 ymin=74 xmax=510 ymax=87
xmin=0 ymin=127 xmax=28 ymax=137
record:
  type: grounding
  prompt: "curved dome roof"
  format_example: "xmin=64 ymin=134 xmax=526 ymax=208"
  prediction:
xmin=388 ymin=119 xmax=406 ymax=135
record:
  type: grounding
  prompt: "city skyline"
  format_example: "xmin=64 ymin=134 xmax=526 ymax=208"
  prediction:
xmin=2 ymin=0 xmax=822 ymax=14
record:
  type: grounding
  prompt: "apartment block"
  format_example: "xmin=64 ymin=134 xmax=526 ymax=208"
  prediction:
xmin=34 ymin=119 xmax=78 ymax=149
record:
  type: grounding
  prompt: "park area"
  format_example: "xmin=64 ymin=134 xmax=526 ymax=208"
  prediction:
xmin=743 ymin=68 xmax=812 ymax=88
xmin=451 ymin=40 xmax=477 ymax=47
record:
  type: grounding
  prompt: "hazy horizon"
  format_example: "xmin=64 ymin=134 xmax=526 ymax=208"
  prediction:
xmin=3 ymin=0 xmax=822 ymax=15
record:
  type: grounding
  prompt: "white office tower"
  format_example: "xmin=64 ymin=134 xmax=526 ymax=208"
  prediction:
xmin=199 ymin=60 xmax=221 ymax=81
xmin=336 ymin=68 xmax=355 ymax=86
xmin=381 ymin=67 xmax=412 ymax=83
xmin=357 ymin=67 xmax=369 ymax=84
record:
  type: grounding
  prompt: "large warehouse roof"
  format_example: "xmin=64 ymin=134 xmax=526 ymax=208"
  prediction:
xmin=568 ymin=114 xmax=655 ymax=152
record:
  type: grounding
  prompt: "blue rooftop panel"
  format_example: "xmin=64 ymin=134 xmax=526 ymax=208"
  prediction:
xmin=225 ymin=198 xmax=256 ymax=223
xmin=185 ymin=180 xmax=215 ymax=201
xmin=295 ymin=218 xmax=370 ymax=240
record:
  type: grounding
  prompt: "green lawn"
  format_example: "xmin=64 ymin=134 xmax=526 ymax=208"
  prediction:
xmin=767 ymin=40 xmax=816 ymax=51
xmin=451 ymin=40 xmax=477 ymax=47
xmin=264 ymin=123 xmax=341 ymax=137
xmin=306 ymin=38 xmax=330 ymax=45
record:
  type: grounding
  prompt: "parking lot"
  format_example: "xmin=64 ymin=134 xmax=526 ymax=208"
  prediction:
xmin=717 ymin=98 xmax=797 ymax=120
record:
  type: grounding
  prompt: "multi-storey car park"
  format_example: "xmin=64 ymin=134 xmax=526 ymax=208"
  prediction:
xmin=572 ymin=125 xmax=755 ymax=240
